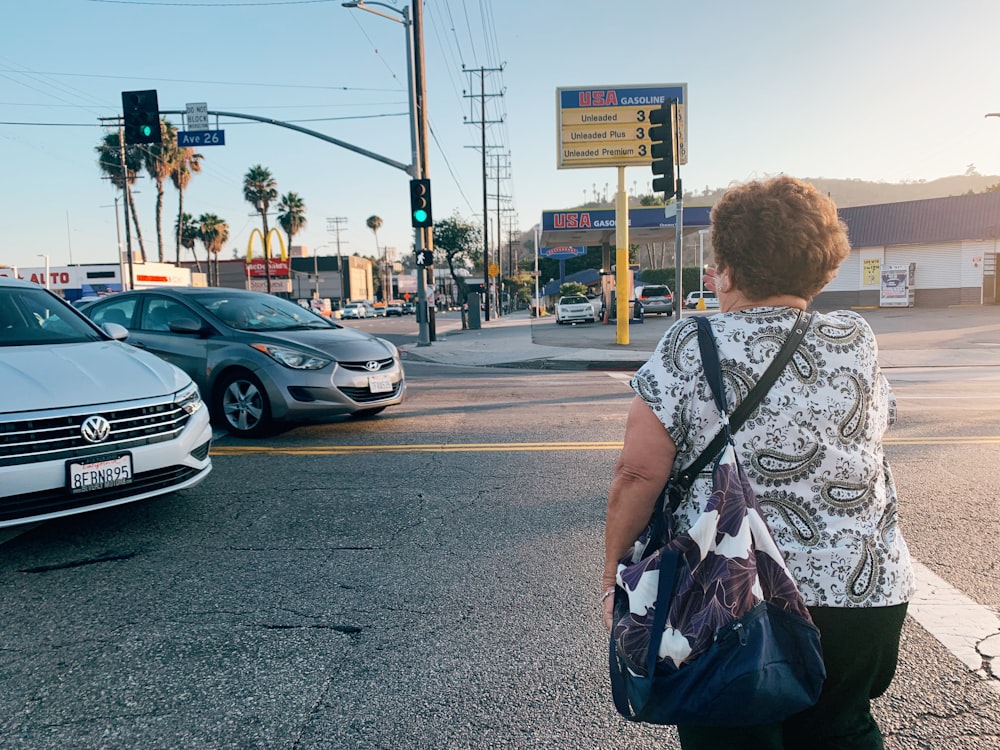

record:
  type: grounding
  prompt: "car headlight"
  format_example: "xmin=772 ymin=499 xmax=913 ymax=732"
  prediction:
xmin=176 ymin=382 xmax=204 ymax=415
xmin=251 ymin=343 xmax=332 ymax=370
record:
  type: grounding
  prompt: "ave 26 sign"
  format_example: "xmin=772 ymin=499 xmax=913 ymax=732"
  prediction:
xmin=178 ymin=130 xmax=226 ymax=147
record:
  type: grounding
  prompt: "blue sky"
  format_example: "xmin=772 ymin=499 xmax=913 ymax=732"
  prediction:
xmin=3 ymin=0 xmax=1000 ymax=273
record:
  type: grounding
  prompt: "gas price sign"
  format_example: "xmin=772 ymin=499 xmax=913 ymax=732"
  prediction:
xmin=556 ymin=83 xmax=687 ymax=170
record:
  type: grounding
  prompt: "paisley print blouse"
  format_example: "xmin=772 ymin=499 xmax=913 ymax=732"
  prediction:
xmin=631 ymin=306 xmax=915 ymax=607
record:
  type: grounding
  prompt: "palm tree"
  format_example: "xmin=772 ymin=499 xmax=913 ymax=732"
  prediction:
xmin=243 ymin=165 xmax=278 ymax=293
xmin=243 ymin=164 xmax=278 ymax=294
xmin=277 ymin=192 xmax=307 ymax=255
xmin=198 ymin=213 xmax=229 ymax=287
xmin=142 ymin=119 xmax=180 ymax=262
xmin=366 ymin=215 xmax=386 ymax=301
xmin=170 ymin=146 xmax=204 ymax=266
xmin=175 ymin=212 xmax=202 ymax=274
xmin=96 ymin=131 xmax=147 ymax=261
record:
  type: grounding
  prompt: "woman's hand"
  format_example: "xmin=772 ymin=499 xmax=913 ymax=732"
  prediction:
xmin=702 ymin=265 xmax=718 ymax=292
xmin=602 ymin=587 xmax=616 ymax=630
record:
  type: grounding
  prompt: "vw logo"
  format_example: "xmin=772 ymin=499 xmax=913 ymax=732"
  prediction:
xmin=364 ymin=360 xmax=381 ymax=372
xmin=81 ymin=415 xmax=111 ymax=444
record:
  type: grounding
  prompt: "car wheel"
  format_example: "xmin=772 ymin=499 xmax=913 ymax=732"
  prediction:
xmin=215 ymin=369 xmax=272 ymax=437
xmin=351 ymin=406 xmax=386 ymax=419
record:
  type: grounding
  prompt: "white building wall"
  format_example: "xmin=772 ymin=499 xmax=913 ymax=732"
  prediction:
xmin=962 ymin=240 xmax=989 ymax=289
xmin=825 ymin=249 xmax=862 ymax=292
xmin=884 ymin=244 xmax=961 ymax=289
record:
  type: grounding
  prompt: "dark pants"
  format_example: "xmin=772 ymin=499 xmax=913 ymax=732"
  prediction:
xmin=677 ymin=603 xmax=908 ymax=750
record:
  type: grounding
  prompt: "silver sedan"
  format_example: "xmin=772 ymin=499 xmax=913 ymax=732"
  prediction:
xmin=82 ymin=288 xmax=405 ymax=437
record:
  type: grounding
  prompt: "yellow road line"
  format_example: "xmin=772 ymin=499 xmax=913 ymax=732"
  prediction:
xmin=210 ymin=441 xmax=623 ymax=456
xmin=210 ymin=436 xmax=1000 ymax=457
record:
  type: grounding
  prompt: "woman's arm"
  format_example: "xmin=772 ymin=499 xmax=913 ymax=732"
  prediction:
xmin=603 ymin=395 xmax=676 ymax=628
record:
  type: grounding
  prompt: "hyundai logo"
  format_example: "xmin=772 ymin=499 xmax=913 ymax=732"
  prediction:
xmin=364 ymin=360 xmax=381 ymax=372
xmin=81 ymin=415 xmax=112 ymax=443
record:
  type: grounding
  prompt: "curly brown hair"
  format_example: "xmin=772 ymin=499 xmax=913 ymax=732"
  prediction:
xmin=709 ymin=176 xmax=851 ymax=301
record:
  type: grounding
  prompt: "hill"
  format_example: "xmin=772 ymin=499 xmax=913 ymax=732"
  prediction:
xmin=678 ymin=173 xmax=1000 ymax=208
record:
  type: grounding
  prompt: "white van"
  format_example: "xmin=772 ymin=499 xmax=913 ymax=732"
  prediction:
xmin=684 ymin=291 xmax=719 ymax=309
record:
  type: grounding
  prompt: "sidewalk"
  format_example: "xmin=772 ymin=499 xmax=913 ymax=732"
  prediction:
xmin=399 ymin=306 xmax=1000 ymax=370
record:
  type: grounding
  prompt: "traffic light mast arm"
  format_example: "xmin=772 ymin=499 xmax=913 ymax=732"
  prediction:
xmin=158 ymin=108 xmax=412 ymax=174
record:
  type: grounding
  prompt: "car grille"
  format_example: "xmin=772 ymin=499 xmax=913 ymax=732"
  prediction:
xmin=0 ymin=399 xmax=191 ymax=468
xmin=339 ymin=358 xmax=395 ymax=373
xmin=0 ymin=465 xmax=207 ymax=524
xmin=339 ymin=380 xmax=403 ymax=404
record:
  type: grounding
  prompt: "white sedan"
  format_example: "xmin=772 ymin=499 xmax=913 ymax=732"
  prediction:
xmin=555 ymin=295 xmax=597 ymax=324
xmin=0 ymin=277 xmax=212 ymax=528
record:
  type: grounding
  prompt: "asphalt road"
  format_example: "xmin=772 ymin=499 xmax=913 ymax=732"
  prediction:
xmin=1 ymin=330 xmax=999 ymax=748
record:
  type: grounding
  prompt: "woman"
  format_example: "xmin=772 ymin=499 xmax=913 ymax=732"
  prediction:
xmin=603 ymin=176 xmax=914 ymax=749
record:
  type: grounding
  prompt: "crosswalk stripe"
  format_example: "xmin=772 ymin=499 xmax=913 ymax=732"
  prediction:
xmin=908 ymin=561 xmax=1000 ymax=685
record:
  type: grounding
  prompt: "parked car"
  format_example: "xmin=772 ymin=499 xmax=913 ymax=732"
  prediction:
xmin=684 ymin=290 xmax=720 ymax=309
xmin=635 ymin=285 xmax=674 ymax=316
xmin=81 ymin=288 xmax=406 ymax=437
xmin=401 ymin=301 xmax=416 ymax=315
xmin=555 ymin=295 xmax=597 ymax=325
xmin=0 ymin=277 xmax=212 ymax=528
xmin=340 ymin=302 xmax=369 ymax=319
xmin=385 ymin=301 xmax=404 ymax=316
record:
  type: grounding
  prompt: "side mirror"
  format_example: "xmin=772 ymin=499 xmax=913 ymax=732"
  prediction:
xmin=101 ymin=322 xmax=129 ymax=341
xmin=167 ymin=317 xmax=205 ymax=335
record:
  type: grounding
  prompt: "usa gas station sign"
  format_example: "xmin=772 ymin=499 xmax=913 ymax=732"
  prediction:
xmin=556 ymin=83 xmax=687 ymax=170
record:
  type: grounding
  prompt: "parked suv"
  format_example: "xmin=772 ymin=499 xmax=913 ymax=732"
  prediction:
xmin=635 ymin=285 xmax=674 ymax=316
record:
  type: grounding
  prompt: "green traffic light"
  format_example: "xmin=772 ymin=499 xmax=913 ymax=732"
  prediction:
xmin=141 ymin=125 xmax=152 ymax=137
xmin=413 ymin=209 xmax=428 ymax=223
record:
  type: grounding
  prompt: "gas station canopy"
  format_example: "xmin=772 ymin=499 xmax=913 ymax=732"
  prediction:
xmin=539 ymin=205 xmax=711 ymax=248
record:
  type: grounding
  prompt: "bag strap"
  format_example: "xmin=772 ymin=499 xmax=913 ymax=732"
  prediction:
xmin=666 ymin=309 xmax=812 ymax=509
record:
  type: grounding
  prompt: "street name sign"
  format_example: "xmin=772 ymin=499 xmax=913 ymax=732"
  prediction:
xmin=556 ymin=83 xmax=687 ymax=169
xmin=177 ymin=130 xmax=225 ymax=147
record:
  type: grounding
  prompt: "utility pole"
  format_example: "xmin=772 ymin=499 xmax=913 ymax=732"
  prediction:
xmin=464 ymin=64 xmax=504 ymax=322
xmin=116 ymin=120 xmax=135 ymax=290
xmin=495 ymin=152 xmax=502 ymax=316
xmin=327 ymin=216 xmax=349 ymax=304
xmin=412 ymin=0 xmax=435 ymax=342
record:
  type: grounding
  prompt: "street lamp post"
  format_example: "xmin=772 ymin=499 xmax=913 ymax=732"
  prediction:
xmin=311 ymin=244 xmax=329 ymax=300
xmin=38 ymin=255 xmax=50 ymax=289
xmin=698 ymin=228 xmax=709 ymax=295
xmin=533 ymin=224 xmax=541 ymax=317
xmin=343 ymin=0 xmax=431 ymax=344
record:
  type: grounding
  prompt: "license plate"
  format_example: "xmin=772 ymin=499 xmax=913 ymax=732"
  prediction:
xmin=67 ymin=453 xmax=133 ymax=494
xmin=368 ymin=374 xmax=393 ymax=393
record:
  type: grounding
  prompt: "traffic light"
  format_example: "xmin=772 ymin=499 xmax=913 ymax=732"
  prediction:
xmin=121 ymin=89 xmax=162 ymax=145
xmin=649 ymin=100 xmax=676 ymax=198
xmin=409 ymin=178 xmax=433 ymax=228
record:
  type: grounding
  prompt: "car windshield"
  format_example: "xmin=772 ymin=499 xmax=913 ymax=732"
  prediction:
xmin=560 ymin=296 xmax=589 ymax=305
xmin=196 ymin=294 xmax=340 ymax=332
xmin=0 ymin=287 xmax=102 ymax=347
